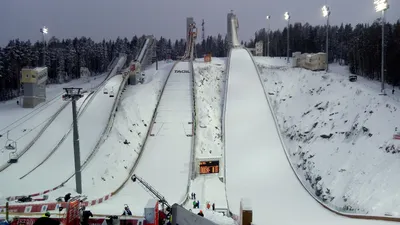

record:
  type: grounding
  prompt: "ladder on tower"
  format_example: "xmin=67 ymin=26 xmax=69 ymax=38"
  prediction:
xmin=131 ymin=174 xmax=171 ymax=211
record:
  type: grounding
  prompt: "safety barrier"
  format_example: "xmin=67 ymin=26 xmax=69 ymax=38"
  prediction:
xmin=0 ymin=193 xmax=114 ymax=213
xmin=4 ymin=57 xmax=126 ymax=199
xmin=244 ymin=48 xmax=400 ymax=222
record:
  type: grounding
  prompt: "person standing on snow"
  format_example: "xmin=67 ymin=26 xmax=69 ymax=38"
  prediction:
xmin=206 ymin=202 xmax=210 ymax=210
xmin=193 ymin=193 xmax=196 ymax=200
xmin=192 ymin=200 xmax=196 ymax=209
xmin=212 ymin=203 xmax=215 ymax=211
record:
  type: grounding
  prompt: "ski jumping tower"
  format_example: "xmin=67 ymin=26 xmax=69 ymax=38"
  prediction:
xmin=227 ymin=10 xmax=239 ymax=48
xmin=186 ymin=17 xmax=195 ymax=43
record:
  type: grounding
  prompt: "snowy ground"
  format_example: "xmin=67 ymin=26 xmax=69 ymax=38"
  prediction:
xmin=255 ymin=56 xmax=400 ymax=216
xmin=0 ymin=75 xmax=124 ymax=197
xmin=92 ymin=62 xmax=192 ymax=215
xmin=193 ymin=59 xmax=226 ymax=160
xmin=224 ymin=51 xmax=394 ymax=225
xmin=65 ymin=62 xmax=175 ymax=198
xmin=0 ymin=74 xmax=107 ymax=165
xmin=187 ymin=58 xmax=233 ymax=225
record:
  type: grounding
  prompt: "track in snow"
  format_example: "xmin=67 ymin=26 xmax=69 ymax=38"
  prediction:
xmin=224 ymin=48 xmax=393 ymax=225
xmin=91 ymin=61 xmax=193 ymax=215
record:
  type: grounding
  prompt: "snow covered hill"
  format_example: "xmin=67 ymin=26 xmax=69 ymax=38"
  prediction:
xmin=190 ymin=58 xmax=234 ymax=225
xmin=193 ymin=58 xmax=226 ymax=160
xmin=255 ymin=57 xmax=400 ymax=216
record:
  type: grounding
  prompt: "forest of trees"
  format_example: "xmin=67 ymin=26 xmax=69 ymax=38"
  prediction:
xmin=249 ymin=20 xmax=400 ymax=88
xmin=0 ymin=19 xmax=399 ymax=101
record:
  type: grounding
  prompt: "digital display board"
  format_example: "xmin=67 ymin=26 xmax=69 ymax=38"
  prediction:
xmin=199 ymin=161 xmax=219 ymax=174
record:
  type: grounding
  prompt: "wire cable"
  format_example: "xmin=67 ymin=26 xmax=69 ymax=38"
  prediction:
xmin=0 ymin=93 xmax=64 ymax=136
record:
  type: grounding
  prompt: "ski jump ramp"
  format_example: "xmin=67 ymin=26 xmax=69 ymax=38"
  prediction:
xmin=224 ymin=48 xmax=394 ymax=224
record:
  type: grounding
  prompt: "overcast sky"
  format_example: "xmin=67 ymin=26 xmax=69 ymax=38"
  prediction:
xmin=0 ymin=0 xmax=399 ymax=46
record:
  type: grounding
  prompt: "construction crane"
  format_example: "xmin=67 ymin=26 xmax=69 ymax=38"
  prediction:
xmin=131 ymin=174 xmax=171 ymax=214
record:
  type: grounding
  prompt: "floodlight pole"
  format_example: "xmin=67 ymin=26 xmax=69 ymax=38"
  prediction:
xmin=325 ymin=8 xmax=330 ymax=72
xmin=381 ymin=9 xmax=385 ymax=94
xmin=286 ymin=18 xmax=290 ymax=63
xmin=40 ymin=27 xmax=47 ymax=67
xmin=63 ymin=88 xmax=83 ymax=194
xmin=266 ymin=16 xmax=271 ymax=57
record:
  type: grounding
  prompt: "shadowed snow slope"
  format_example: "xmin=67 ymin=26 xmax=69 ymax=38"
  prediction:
xmin=225 ymin=51 xmax=394 ymax=224
xmin=255 ymin=56 xmax=400 ymax=217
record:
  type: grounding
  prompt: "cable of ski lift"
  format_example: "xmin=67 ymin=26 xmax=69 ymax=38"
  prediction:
xmin=0 ymin=91 xmax=65 ymax=135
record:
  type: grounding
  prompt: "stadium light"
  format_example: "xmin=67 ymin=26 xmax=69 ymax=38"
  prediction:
xmin=266 ymin=16 xmax=271 ymax=57
xmin=40 ymin=26 xmax=48 ymax=34
xmin=284 ymin=12 xmax=290 ymax=63
xmin=40 ymin=26 xmax=48 ymax=66
xmin=322 ymin=5 xmax=330 ymax=72
xmin=374 ymin=0 xmax=389 ymax=95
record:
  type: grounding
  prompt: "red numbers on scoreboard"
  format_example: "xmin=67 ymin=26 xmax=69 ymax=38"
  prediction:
xmin=199 ymin=161 xmax=219 ymax=174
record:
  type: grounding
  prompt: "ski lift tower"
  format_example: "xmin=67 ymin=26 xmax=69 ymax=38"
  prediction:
xmin=62 ymin=87 xmax=84 ymax=194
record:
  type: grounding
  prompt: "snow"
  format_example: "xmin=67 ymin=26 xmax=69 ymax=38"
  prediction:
xmin=191 ymin=208 xmax=235 ymax=225
xmin=0 ymin=75 xmax=124 ymax=197
xmin=225 ymin=50 xmax=394 ymax=224
xmin=0 ymin=75 xmax=107 ymax=165
xmin=193 ymin=60 xmax=226 ymax=159
xmin=255 ymin=57 xmax=400 ymax=217
xmin=0 ymin=92 xmax=90 ymax=179
xmin=90 ymin=61 xmax=192 ymax=215
xmin=60 ymin=62 xmax=175 ymax=199
xmin=186 ymin=175 xmax=228 ymax=211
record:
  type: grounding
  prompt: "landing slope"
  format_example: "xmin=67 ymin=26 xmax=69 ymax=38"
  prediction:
xmin=91 ymin=62 xmax=193 ymax=215
xmin=224 ymin=48 xmax=393 ymax=224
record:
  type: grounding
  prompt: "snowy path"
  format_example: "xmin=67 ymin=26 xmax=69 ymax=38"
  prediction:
xmin=91 ymin=61 xmax=193 ymax=215
xmin=1 ymin=75 xmax=124 ymax=197
xmin=224 ymin=48 xmax=394 ymax=224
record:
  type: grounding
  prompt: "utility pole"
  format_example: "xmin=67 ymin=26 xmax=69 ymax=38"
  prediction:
xmin=266 ymin=16 xmax=271 ymax=57
xmin=374 ymin=0 xmax=389 ymax=95
xmin=322 ymin=5 xmax=331 ymax=72
xmin=62 ymin=88 xmax=84 ymax=194
xmin=284 ymin=12 xmax=290 ymax=63
xmin=40 ymin=26 xmax=48 ymax=67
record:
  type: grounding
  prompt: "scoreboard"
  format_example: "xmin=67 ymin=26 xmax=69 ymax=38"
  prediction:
xmin=199 ymin=161 xmax=219 ymax=174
